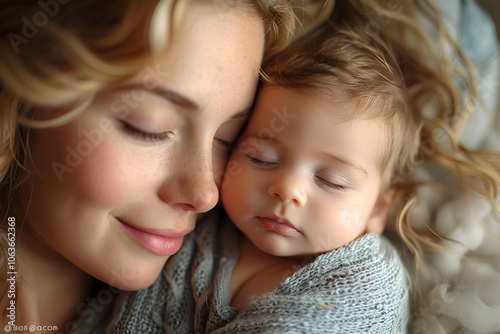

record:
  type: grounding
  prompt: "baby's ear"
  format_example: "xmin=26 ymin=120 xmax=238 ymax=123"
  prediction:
xmin=365 ymin=189 xmax=395 ymax=234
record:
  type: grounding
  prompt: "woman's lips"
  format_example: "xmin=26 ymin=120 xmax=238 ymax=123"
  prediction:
xmin=118 ymin=219 xmax=187 ymax=256
xmin=257 ymin=215 xmax=301 ymax=236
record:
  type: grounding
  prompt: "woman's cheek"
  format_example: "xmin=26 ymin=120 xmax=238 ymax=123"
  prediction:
xmin=71 ymin=138 xmax=159 ymax=207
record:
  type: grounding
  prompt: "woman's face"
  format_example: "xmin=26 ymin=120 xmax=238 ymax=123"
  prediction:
xmin=21 ymin=3 xmax=264 ymax=290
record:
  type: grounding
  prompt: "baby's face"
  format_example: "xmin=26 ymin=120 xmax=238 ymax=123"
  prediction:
xmin=221 ymin=85 xmax=392 ymax=257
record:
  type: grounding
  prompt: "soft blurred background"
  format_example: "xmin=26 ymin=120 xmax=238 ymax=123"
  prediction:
xmin=477 ymin=0 xmax=500 ymax=36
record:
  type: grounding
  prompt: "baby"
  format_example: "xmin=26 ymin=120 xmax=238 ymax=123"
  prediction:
xmin=218 ymin=20 xmax=414 ymax=332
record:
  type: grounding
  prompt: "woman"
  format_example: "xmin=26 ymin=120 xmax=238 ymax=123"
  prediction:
xmin=0 ymin=0 xmax=323 ymax=330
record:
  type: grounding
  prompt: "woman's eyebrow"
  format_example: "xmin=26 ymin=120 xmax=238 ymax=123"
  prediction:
xmin=152 ymin=88 xmax=252 ymax=120
xmin=151 ymin=87 xmax=199 ymax=111
xmin=111 ymin=85 xmax=251 ymax=119
xmin=109 ymin=85 xmax=200 ymax=111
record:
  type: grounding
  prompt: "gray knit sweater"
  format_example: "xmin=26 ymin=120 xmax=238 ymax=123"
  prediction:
xmin=107 ymin=211 xmax=409 ymax=333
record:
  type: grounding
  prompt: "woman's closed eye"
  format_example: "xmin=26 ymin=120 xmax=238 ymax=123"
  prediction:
xmin=122 ymin=122 xmax=174 ymax=142
xmin=214 ymin=137 xmax=234 ymax=150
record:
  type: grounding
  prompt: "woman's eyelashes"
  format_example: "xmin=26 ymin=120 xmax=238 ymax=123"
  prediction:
xmin=121 ymin=122 xmax=173 ymax=142
xmin=122 ymin=120 xmax=237 ymax=149
xmin=214 ymin=138 xmax=234 ymax=150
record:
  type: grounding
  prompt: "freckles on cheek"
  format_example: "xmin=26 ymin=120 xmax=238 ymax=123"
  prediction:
xmin=72 ymin=141 xmax=151 ymax=207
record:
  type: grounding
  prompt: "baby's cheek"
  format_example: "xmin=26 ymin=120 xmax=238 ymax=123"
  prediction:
xmin=340 ymin=210 xmax=363 ymax=226
xmin=339 ymin=210 xmax=366 ymax=237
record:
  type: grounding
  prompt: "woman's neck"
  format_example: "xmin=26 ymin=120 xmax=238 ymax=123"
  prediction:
xmin=6 ymin=226 xmax=95 ymax=330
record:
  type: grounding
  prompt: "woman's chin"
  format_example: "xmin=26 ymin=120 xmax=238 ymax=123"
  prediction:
xmin=95 ymin=261 xmax=167 ymax=291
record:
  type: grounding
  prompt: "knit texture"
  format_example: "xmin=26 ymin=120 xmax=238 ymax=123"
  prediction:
xmin=109 ymin=211 xmax=409 ymax=333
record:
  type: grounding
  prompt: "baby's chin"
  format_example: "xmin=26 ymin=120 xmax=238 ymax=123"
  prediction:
xmin=254 ymin=240 xmax=334 ymax=259
xmin=252 ymin=240 xmax=302 ymax=258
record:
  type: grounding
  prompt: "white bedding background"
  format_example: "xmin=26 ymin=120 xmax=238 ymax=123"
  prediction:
xmin=411 ymin=1 xmax=500 ymax=332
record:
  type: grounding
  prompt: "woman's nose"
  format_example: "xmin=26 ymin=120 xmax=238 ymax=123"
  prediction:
xmin=158 ymin=146 xmax=219 ymax=213
xmin=268 ymin=171 xmax=307 ymax=207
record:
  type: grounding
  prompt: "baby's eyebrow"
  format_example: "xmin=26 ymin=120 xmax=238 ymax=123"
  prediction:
xmin=245 ymin=134 xmax=280 ymax=145
xmin=323 ymin=151 xmax=368 ymax=177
